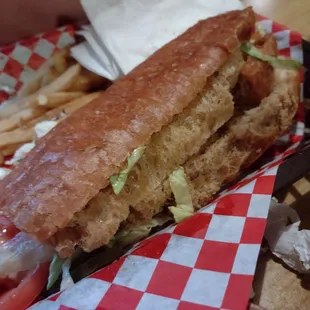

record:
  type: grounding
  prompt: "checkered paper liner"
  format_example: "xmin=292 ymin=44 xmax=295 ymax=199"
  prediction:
xmin=0 ymin=17 xmax=305 ymax=310
xmin=0 ymin=25 xmax=75 ymax=103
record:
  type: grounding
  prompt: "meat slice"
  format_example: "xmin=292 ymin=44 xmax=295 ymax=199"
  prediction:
xmin=234 ymin=34 xmax=278 ymax=108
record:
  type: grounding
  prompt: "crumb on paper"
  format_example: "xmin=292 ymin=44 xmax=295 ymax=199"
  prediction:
xmin=34 ymin=120 xmax=58 ymax=139
xmin=5 ymin=143 xmax=35 ymax=166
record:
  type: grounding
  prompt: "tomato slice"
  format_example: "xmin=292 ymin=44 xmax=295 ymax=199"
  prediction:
xmin=0 ymin=277 xmax=19 ymax=293
xmin=0 ymin=263 xmax=49 ymax=310
xmin=0 ymin=216 xmax=49 ymax=309
xmin=0 ymin=215 xmax=19 ymax=244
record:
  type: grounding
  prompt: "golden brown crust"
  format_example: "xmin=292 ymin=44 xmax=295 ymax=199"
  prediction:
xmin=0 ymin=8 xmax=255 ymax=240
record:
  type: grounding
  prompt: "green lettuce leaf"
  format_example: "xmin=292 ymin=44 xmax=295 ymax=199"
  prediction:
xmin=168 ymin=167 xmax=194 ymax=223
xmin=47 ymin=253 xmax=64 ymax=290
xmin=241 ymin=42 xmax=302 ymax=70
xmin=110 ymin=146 xmax=146 ymax=195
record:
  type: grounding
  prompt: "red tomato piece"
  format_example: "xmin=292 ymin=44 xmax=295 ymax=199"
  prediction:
xmin=0 ymin=216 xmax=19 ymax=244
xmin=0 ymin=216 xmax=49 ymax=309
xmin=0 ymin=263 xmax=49 ymax=310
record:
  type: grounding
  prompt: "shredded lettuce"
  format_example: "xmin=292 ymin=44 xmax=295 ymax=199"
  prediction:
xmin=168 ymin=167 xmax=194 ymax=223
xmin=110 ymin=146 xmax=146 ymax=195
xmin=241 ymin=42 xmax=302 ymax=70
xmin=47 ymin=255 xmax=76 ymax=291
xmin=60 ymin=259 xmax=74 ymax=291
xmin=47 ymin=254 xmax=64 ymax=290
xmin=114 ymin=214 xmax=172 ymax=246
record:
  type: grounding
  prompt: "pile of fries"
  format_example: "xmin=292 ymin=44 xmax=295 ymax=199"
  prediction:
xmin=0 ymin=48 xmax=108 ymax=165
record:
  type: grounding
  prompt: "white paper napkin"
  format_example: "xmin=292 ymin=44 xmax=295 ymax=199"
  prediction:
xmin=72 ymin=0 xmax=243 ymax=80
xmin=265 ymin=200 xmax=310 ymax=273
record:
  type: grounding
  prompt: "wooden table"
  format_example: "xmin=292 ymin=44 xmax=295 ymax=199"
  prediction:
xmin=242 ymin=1 xmax=310 ymax=309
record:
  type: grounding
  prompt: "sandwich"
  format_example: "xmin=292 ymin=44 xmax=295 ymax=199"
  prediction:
xmin=0 ymin=7 xmax=301 ymax=308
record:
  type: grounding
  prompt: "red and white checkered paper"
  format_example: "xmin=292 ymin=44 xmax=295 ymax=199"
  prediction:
xmin=0 ymin=25 xmax=75 ymax=102
xmin=0 ymin=17 xmax=305 ymax=310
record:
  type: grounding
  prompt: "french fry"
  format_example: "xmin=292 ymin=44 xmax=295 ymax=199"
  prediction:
xmin=16 ymin=48 xmax=71 ymax=98
xmin=32 ymin=63 xmax=81 ymax=95
xmin=0 ymin=128 xmax=34 ymax=148
xmin=37 ymin=92 xmax=101 ymax=122
xmin=25 ymin=92 xmax=100 ymax=128
xmin=0 ymin=107 xmax=46 ymax=133
xmin=37 ymin=63 xmax=81 ymax=95
xmin=35 ymin=92 xmax=85 ymax=109
xmin=0 ymin=92 xmax=101 ymax=150
xmin=53 ymin=48 xmax=71 ymax=74
xmin=40 ymin=68 xmax=60 ymax=88
xmin=0 ymin=64 xmax=82 ymax=120
xmin=16 ymin=61 xmax=52 ymax=99
xmin=0 ymin=92 xmax=85 ymax=133
xmin=69 ymin=69 xmax=107 ymax=92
